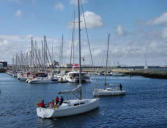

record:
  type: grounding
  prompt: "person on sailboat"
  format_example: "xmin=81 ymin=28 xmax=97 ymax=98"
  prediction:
xmin=59 ymin=96 xmax=64 ymax=106
xmin=38 ymin=100 xmax=45 ymax=108
xmin=51 ymin=100 xmax=55 ymax=107
xmin=55 ymin=96 xmax=59 ymax=105
xmin=120 ymin=84 xmax=122 ymax=91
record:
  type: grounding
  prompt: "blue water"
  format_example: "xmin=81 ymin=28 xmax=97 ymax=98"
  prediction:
xmin=0 ymin=73 xmax=167 ymax=128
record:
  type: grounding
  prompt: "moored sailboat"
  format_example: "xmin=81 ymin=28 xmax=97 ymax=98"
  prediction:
xmin=93 ymin=34 xmax=126 ymax=97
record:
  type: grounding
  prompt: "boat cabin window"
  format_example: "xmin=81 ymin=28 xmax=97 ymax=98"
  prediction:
xmin=74 ymin=102 xmax=85 ymax=106
xmin=36 ymin=73 xmax=48 ymax=77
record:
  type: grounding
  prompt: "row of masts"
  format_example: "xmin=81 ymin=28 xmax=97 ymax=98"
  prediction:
xmin=12 ymin=34 xmax=78 ymax=71
xmin=12 ymin=36 xmax=54 ymax=71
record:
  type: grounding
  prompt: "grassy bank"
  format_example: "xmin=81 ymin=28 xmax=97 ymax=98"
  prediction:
xmin=112 ymin=69 xmax=167 ymax=79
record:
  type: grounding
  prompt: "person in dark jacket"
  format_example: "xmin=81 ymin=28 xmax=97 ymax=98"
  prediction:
xmin=59 ymin=96 xmax=64 ymax=106
xmin=120 ymin=84 xmax=122 ymax=91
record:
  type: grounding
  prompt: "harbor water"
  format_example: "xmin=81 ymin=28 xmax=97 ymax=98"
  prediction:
xmin=0 ymin=73 xmax=167 ymax=128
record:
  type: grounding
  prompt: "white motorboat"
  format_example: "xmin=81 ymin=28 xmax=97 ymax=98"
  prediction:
xmin=65 ymin=71 xmax=90 ymax=83
xmin=27 ymin=77 xmax=52 ymax=84
xmin=48 ymin=73 xmax=58 ymax=82
xmin=51 ymin=75 xmax=58 ymax=82
xmin=36 ymin=0 xmax=99 ymax=118
xmin=17 ymin=72 xmax=31 ymax=81
xmin=55 ymin=73 xmax=67 ymax=83
xmin=26 ymin=72 xmax=52 ymax=84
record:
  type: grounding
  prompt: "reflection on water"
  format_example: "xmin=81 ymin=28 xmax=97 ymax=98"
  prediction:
xmin=0 ymin=73 xmax=167 ymax=128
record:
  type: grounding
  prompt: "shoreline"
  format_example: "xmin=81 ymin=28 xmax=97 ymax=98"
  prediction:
xmin=112 ymin=69 xmax=167 ymax=79
xmin=5 ymin=66 xmax=167 ymax=79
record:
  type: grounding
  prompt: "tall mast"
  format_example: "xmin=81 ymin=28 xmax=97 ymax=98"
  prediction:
xmin=62 ymin=34 xmax=64 ymax=66
xmin=59 ymin=34 xmax=64 ymax=66
xmin=30 ymin=37 xmax=33 ymax=71
xmin=78 ymin=0 xmax=82 ymax=100
xmin=44 ymin=36 xmax=47 ymax=70
xmin=72 ymin=10 xmax=75 ymax=65
xmin=70 ymin=10 xmax=76 ymax=65
xmin=104 ymin=33 xmax=110 ymax=88
xmin=52 ymin=42 xmax=54 ymax=65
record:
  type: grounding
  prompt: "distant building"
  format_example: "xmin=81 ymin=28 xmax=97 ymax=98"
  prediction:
xmin=0 ymin=61 xmax=7 ymax=72
xmin=0 ymin=63 xmax=3 ymax=69
xmin=0 ymin=61 xmax=7 ymax=68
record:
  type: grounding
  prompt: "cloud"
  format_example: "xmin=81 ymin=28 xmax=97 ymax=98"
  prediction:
xmin=70 ymin=0 xmax=88 ymax=5
xmin=69 ymin=11 xmax=103 ymax=29
xmin=2 ymin=9 xmax=167 ymax=66
xmin=147 ymin=12 xmax=167 ymax=39
xmin=116 ymin=25 xmax=126 ymax=36
xmin=54 ymin=2 xmax=64 ymax=11
xmin=1 ymin=23 xmax=167 ymax=66
xmin=162 ymin=27 xmax=167 ymax=38
xmin=148 ymin=12 xmax=167 ymax=25
xmin=0 ymin=40 xmax=9 ymax=46
xmin=15 ymin=9 xmax=22 ymax=17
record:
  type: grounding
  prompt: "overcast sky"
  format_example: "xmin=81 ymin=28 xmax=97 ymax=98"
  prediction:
xmin=0 ymin=0 xmax=167 ymax=66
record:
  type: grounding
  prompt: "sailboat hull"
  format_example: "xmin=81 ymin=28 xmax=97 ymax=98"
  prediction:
xmin=27 ymin=78 xmax=52 ymax=84
xmin=36 ymin=99 xmax=99 ymax=118
xmin=93 ymin=88 xmax=126 ymax=97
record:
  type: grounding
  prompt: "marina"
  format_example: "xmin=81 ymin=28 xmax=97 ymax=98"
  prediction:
xmin=0 ymin=0 xmax=167 ymax=127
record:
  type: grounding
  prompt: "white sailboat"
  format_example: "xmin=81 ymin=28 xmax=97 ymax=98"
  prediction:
xmin=93 ymin=85 xmax=126 ymax=96
xmin=65 ymin=8 xmax=90 ymax=84
xmin=36 ymin=0 xmax=99 ymax=118
xmin=93 ymin=34 xmax=126 ymax=97
xmin=37 ymin=98 xmax=98 ymax=118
